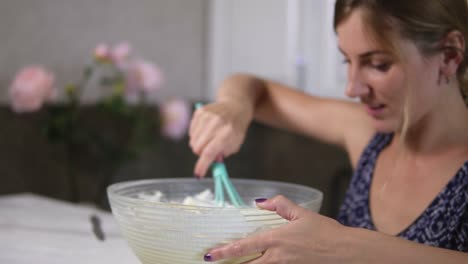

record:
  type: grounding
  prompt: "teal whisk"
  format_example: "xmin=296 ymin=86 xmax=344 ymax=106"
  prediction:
xmin=195 ymin=103 xmax=246 ymax=207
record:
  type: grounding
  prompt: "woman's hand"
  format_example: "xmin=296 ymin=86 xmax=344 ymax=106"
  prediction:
xmin=189 ymin=99 xmax=253 ymax=177
xmin=203 ymin=195 xmax=348 ymax=263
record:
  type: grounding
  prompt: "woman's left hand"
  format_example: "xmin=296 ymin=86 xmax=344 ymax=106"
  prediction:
xmin=203 ymin=195 xmax=348 ymax=263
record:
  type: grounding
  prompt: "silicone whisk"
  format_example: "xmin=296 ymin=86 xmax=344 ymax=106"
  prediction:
xmin=195 ymin=102 xmax=246 ymax=207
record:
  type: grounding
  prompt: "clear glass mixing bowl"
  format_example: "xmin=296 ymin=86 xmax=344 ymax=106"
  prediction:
xmin=108 ymin=178 xmax=322 ymax=264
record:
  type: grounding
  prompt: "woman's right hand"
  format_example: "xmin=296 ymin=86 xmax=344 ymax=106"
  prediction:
xmin=189 ymin=99 xmax=253 ymax=178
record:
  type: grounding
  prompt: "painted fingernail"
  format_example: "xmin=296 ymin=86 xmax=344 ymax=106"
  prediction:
xmin=194 ymin=174 xmax=201 ymax=180
xmin=204 ymin=253 xmax=213 ymax=262
xmin=255 ymin=198 xmax=268 ymax=203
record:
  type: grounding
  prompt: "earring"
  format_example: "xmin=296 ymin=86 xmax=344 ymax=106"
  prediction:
xmin=438 ymin=72 xmax=450 ymax=86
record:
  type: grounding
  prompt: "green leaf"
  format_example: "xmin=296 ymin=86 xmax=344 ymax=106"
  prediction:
xmin=100 ymin=77 xmax=116 ymax=86
xmin=83 ymin=66 xmax=93 ymax=79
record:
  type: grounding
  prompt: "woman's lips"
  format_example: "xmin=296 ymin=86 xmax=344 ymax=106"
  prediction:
xmin=365 ymin=104 xmax=386 ymax=117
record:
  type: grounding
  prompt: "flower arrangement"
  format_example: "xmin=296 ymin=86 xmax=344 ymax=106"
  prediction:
xmin=8 ymin=42 xmax=192 ymax=203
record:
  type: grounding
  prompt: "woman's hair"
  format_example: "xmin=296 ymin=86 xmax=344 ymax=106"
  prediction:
xmin=333 ymin=0 xmax=468 ymax=105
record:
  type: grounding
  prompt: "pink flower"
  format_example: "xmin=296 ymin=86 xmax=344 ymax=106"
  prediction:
xmin=111 ymin=42 xmax=131 ymax=66
xmin=94 ymin=43 xmax=111 ymax=61
xmin=160 ymin=99 xmax=191 ymax=140
xmin=9 ymin=66 xmax=56 ymax=113
xmin=125 ymin=59 xmax=163 ymax=94
xmin=94 ymin=42 xmax=132 ymax=66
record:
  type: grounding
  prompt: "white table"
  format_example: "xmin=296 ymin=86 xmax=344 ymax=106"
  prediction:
xmin=0 ymin=193 xmax=140 ymax=264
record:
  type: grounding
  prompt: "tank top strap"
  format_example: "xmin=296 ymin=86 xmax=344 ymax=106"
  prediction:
xmin=337 ymin=133 xmax=393 ymax=228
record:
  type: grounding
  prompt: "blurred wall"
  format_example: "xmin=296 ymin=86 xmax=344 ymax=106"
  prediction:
xmin=0 ymin=0 xmax=354 ymax=217
xmin=0 ymin=0 xmax=208 ymax=102
xmin=208 ymin=0 xmax=291 ymax=98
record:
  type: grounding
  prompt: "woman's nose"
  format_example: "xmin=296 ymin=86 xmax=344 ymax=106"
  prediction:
xmin=345 ymin=71 xmax=369 ymax=98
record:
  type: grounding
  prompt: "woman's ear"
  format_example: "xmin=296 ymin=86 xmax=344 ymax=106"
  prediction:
xmin=439 ymin=30 xmax=465 ymax=78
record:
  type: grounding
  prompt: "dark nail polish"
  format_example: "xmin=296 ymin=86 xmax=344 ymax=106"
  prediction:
xmin=194 ymin=174 xmax=201 ymax=179
xmin=204 ymin=253 xmax=212 ymax=262
xmin=255 ymin=198 xmax=268 ymax=203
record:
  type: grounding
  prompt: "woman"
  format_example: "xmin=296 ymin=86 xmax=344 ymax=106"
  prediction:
xmin=189 ymin=0 xmax=468 ymax=262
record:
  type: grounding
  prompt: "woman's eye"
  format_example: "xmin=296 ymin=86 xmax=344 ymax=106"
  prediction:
xmin=371 ymin=62 xmax=391 ymax=72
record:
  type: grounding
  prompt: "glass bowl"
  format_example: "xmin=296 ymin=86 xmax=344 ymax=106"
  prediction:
xmin=107 ymin=178 xmax=322 ymax=264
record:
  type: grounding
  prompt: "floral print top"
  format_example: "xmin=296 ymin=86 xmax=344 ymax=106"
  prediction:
xmin=338 ymin=133 xmax=468 ymax=252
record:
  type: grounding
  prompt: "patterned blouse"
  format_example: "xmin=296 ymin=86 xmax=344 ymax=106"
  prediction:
xmin=337 ymin=133 xmax=468 ymax=252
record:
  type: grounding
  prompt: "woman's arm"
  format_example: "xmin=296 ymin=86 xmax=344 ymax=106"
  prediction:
xmin=218 ymin=74 xmax=373 ymax=147
xmin=218 ymin=73 xmax=376 ymax=164
xmin=203 ymin=196 xmax=467 ymax=263
xmin=190 ymin=73 xmax=375 ymax=176
xmin=343 ymin=226 xmax=467 ymax=264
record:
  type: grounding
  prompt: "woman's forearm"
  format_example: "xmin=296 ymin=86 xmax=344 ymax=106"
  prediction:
xmin=342 ymin=227 xmax=467 ymax=264
xmin=216 ymin=73 xmax=267 ymax=120
xmin=214 ymin=73 xmax=371 ymax=149
xmin=215 ymin=73 xmax=316 ymax=133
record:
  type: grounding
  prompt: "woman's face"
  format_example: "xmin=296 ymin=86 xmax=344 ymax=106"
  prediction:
xmin=336 ymin=9 xmax=442 ymax=133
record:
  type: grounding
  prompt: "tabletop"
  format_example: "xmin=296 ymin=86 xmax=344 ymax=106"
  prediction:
xmin=0 ymin=193 xmax=140 ymax=264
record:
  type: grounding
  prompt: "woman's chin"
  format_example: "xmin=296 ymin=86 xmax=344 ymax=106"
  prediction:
xmin=372 ymin=119 xmax=398 ymax=133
